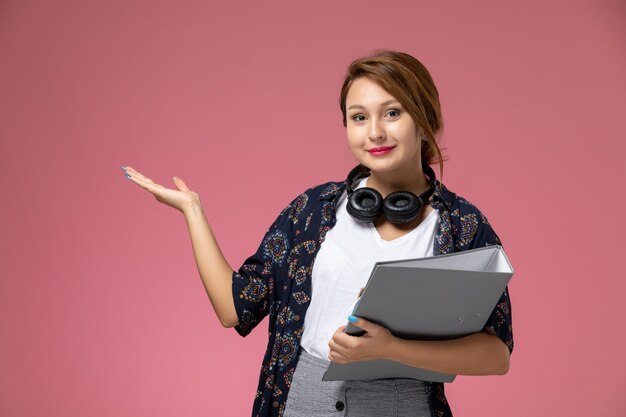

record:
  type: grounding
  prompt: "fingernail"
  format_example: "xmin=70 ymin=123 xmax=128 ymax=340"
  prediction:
xmin=348 ymin=315 xmax=358 ymax=322
xmin=121 ymin=166 xmax=127 ymax=171
xmin=125 ymin=173 xmax=131 ymax=179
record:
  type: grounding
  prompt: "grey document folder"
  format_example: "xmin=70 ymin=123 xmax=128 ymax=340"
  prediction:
xmin=322 ymin=244 xmax=513 ymax=383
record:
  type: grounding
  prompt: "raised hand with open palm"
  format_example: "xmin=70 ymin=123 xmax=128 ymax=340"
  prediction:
xmin=123 ymin=165 xmax=200 ymax=214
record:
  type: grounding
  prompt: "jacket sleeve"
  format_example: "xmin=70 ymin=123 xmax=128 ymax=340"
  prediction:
xmin=231 ymin=198 xmax=295 ymax=337
xmin=469 ymin=215 xmax=514 ymax=354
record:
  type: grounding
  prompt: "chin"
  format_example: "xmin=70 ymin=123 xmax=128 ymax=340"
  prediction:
xmin=362 ymin=159 xmax=399 ymax=173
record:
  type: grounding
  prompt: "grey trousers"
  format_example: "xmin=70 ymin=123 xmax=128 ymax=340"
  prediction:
xmin=283 ymin=347 xmax=432 ymax=417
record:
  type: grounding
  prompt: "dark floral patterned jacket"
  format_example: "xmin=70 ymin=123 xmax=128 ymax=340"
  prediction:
xmin=232 ymin=177 xmax=514 ymax=417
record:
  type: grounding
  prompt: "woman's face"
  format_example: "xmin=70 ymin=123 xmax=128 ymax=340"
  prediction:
xmin=345 ymin=77 xmax=423 ymax=175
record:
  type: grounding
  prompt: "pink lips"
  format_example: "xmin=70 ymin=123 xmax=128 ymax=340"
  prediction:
xmin=368 ymin=146 xmax=395 ymax=156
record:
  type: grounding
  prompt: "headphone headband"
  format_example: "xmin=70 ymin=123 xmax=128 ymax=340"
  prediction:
xmin=345 ymin=163 xmax=438 ymax=225
xmin=346 ymin=163 xmax=437 ymax=197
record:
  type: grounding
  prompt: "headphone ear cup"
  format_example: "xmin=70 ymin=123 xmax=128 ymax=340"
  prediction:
xmin=383 ymin=192 xmax=422 ymax=224
xmin=347 ymin=187 xmax=383 ymax=222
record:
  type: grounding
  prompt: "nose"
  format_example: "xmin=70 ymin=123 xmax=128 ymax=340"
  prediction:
xmin=368 ymin=118 xmax=386 ymax=141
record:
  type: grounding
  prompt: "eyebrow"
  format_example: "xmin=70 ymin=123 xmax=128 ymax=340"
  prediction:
xmin=348 ymin=99 xmax=400 ymax=110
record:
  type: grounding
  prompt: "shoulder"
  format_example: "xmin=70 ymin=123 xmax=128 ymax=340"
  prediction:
xmin=441 ymin=184 xmax=501 ymax=249
xmin=296 ymin=180 xmax=346 ymax=200
xmin=278 ymin=180 xmax=346 ymax=223
xmin=292 ymin=180 xmax=346 ymax=202
xmin=452 ymin=192 xmax=493 ymax=228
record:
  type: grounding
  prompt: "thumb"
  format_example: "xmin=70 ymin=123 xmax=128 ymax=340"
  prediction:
xmin=347 ymin=315 xmax=380 ymax=333
xmin=173 ymin=176 xmax=190 ymax=191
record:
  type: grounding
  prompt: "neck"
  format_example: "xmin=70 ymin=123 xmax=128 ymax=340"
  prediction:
xmin=366 ymin=162 xmax=431 ymax=198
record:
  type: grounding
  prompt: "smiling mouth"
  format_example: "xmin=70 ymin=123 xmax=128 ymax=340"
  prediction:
xmin=368 ymin=146 xmax=396 ymax=153
xmin=368 ymin=146 xmax=395 ymax=152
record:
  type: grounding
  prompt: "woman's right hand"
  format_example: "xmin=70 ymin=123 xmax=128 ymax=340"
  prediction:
xmin=123 ymin=165 xmax=200 ymax=214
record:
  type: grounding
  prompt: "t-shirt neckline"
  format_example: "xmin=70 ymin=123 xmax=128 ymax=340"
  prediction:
xmin=356 ymin=177 xmax=437 ymax=244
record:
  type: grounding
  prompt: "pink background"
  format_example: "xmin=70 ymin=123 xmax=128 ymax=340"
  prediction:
xmin=1 ymin=1 xmax=624 ymax=416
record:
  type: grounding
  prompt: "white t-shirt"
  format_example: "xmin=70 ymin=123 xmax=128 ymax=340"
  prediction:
xmin=300 ymin=177 xmax=440 ymax=360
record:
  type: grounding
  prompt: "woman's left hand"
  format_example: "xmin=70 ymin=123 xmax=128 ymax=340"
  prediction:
xmin=328 ymin=316 xmax=397 ymax=364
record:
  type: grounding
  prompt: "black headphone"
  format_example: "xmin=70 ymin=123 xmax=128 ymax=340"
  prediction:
xmin=345 ymin=164 xmax=437 ymax=225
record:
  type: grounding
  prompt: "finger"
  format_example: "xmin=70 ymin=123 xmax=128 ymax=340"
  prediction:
xmin=330 ymin=326 xmax=345 ymax=340
xmin=347 ymin=316 xmax=380 ymax=334
xmin=331 ymin=326 xmax=350 ymax=341
xmin=328 ymin=339 xmax=335 ymax=353
xmin=124 ymin=167 xmax=156 ymax=184
xmin=329 ymin=332 xmax=349 ymax=348
xmin=127 ymin=172 xmax=164 ymax=195
xmin=332 ymin=325 xmax=347 ymax=335
xmin=328 ymin=349 xmax=348 ymax=363
xmin=123 ymin=166 xmax=141 ymax=177
xmin=173 ymin=176 xmax=190 ymax=192
xmin=329 ymin=326 xmax=344 ymax=342
xmin=331 ymin=333 xmax=352 ymax=350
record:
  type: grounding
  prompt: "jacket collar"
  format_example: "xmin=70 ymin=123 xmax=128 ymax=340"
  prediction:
xmin=319 ymin=178 xmax=455 ymax=212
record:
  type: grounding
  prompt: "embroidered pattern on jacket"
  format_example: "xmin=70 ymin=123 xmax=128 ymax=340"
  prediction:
xmin=231 ymin=179 xmax=514 ymax=417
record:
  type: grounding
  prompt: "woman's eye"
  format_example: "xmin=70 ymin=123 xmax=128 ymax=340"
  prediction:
xmin=351 ymin=110 xmax=399 ymax=122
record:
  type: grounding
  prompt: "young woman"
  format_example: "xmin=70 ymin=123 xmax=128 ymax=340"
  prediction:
xmin=123 ymin=49 xmax=513 ymax=417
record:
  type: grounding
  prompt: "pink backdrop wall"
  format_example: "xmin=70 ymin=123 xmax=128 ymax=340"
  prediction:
xmin=1 ymin=0 xmax=624 ymax=416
